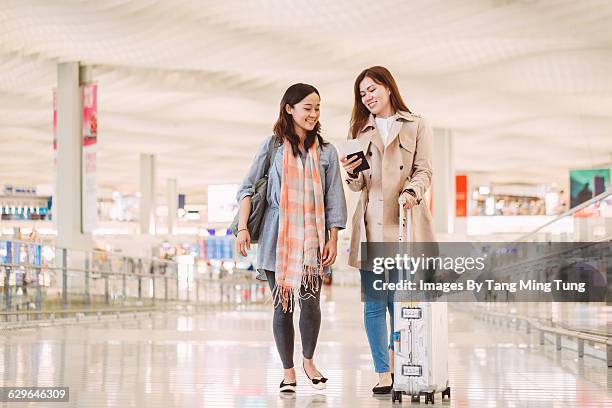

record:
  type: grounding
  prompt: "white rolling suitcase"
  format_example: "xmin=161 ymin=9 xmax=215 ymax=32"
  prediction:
xmin=391 ymin=197 xmax=450 ymax=404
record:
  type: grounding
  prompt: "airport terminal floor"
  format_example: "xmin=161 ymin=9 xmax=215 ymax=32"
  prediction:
xmin=1 ymin=281 xmax=609 ymax=408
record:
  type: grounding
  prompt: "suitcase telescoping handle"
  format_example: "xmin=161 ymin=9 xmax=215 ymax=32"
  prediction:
xmin=398 ymin=196 xmax=411 ymax=242
xmin=398 ymin=196 xmax=412 ymax=281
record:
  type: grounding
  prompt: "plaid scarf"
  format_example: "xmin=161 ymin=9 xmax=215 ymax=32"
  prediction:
xmin=274 ymin=138 xmax=326 ymax=312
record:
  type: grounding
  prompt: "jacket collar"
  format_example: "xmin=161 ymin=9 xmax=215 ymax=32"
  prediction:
xmin=396 ymin=110 xmax=416 ymax=122
xmin=360 ymin=110 xmax=415 ymax=132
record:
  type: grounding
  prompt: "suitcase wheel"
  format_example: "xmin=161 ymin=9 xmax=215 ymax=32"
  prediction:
xmin=442 ymin=386 xmax=451 ymax=399
xmin=392 ymin=390 xmax=402 ymax=403
xmin=411 ymin=394 xmax=421 ymax=402
xmin=423 ymin=392 xmax=434 ymax=405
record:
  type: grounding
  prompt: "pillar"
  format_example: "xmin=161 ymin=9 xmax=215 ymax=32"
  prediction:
xmin=140 ymin=154 xmax=156 ymax=234
xmin=432 ymin=128 xmax=454 ymax=235
xmin=55 ymin=62 xmax=91 ymax=250
xmin=167 ymin=179 xmax=178 ymax=235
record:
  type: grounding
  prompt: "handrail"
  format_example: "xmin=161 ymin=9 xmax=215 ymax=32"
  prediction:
xmin=0 ymin=238 xmax=179 ymax=266
xmin=0 ymin=306 xmax=159 ymax=330
xmin=555 ymin=323 xmax=611 ymax=339
xmin=0 ymin=261 xmax=177 ymax=279
xmin=0 ymin=261 xmax=255 ymax=282
xmin=478 ymin=308 xmax=611 ymax=344
xmin=515 ymin=188 xmax=612 ymax=242
xmin=0 ymin=306 xmax=157 ymax=316
xmin=473 ymin=306 xmax=612 ymax=366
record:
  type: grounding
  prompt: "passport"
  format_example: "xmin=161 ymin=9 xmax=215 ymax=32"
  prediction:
xmin=340 ymin=139 xmax=370 ymax=173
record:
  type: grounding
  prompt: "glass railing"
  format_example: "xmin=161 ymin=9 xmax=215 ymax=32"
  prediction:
xmin=487 ymin=189 xmax=612 ymax=337
xmin=0 ymin=239 xmax=268 ymax=323
xmin=516 ymin=189 xmax=612 ymax=243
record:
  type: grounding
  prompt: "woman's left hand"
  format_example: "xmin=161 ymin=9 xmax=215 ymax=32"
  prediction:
xmin=322 ymin=239 xmax=338 ymax=267
xmin=400 ymin=191 xmax=418 ymax=210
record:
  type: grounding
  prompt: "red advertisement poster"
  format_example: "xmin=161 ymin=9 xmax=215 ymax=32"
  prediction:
xmin=82 ymin=83 xmax=98 ymax=232
xmin=456 ymin=175 xmax=467 ymax=217
xmin=82 ymin=84 xmax=97 ymax=146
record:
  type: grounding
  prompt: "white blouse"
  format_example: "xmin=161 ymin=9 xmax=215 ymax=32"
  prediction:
xmin=375 ymin=115 xmax=395 ymax=146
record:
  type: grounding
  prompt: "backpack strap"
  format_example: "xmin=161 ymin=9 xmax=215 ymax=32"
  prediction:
xmin=263 ymin=136 xmax=281 ymax=177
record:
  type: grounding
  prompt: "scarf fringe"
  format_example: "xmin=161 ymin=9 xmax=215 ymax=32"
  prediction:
xmin=270 ymin=260 xmax=324 ymax=313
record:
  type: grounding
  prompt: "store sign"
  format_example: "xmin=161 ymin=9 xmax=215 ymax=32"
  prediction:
xmin=82 ymin=83 xmax=98 ymax=232
xmin=3 ymin=185 xmax=37 ymax=196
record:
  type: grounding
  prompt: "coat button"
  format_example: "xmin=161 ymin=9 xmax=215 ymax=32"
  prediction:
xmin=399 ymin=143 xmax=403 ymax=148
xmin=368 ymin=152 xmax=372 ymax=156
xmin=400 ymin=165 xmax=404 ymax=170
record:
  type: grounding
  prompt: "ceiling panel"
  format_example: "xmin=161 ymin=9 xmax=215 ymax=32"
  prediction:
xmin=0 ymin=0 xmax=611 ymax=201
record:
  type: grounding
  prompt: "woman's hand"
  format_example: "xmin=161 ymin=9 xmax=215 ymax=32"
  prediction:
xmin=321 ymin=239 xmax=338 ymax=267
xmin=237 ymin=229 xmax=251 ymax=257
xmin=340 ymin=155 xmax=362 ymax=175
xmin=400 ymin=191 xmax=418 ymax=210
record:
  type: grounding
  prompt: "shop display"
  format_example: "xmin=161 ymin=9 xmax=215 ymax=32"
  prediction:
xmin=470 ymin=184 xmax=560 ymax=216
xmin=0 ymin=195 xmax=51 ymax=221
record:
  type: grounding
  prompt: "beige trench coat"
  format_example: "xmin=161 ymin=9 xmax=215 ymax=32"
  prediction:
xmin=345 ymin=111 xmax=436 ymax=269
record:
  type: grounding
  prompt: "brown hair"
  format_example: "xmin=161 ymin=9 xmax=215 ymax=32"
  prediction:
xmin=350 ymin=66 xmax=411 ymax=139
xmin=273 ymin=83 xmax=327 ymax=156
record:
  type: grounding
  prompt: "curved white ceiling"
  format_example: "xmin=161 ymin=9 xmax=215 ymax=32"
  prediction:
xmin=0 ymin=0 xmax=611 ymax=199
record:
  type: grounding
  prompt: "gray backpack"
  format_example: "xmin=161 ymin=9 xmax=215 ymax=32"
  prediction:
xmin=230 ymin=137 xmax=280 ymax=244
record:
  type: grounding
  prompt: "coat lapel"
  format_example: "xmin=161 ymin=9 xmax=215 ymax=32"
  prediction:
xmin=369 ymin=129 xmax=384 ymax=154
xmin=386 ymin=118 xmax=402 ymax=147
xmin=386 ymin=111 xmax=415 ymax=147
xmin=360 ymin=114 xmax=384 ymax=155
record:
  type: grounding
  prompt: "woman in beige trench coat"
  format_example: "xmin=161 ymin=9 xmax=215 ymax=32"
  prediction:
xmin=340 ymin=66 xmax=436 ymax=395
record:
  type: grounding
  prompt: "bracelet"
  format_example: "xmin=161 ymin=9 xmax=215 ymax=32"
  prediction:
xmin=237 ymin=228 xmax=248 ymax=234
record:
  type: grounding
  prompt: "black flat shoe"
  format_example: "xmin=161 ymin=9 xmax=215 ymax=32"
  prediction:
xmin=372 ymin=383 xmax=392 ymax=395
xmin=302 ymin=362 xmax=328 ymax=390
xmin=279 ymin=379 xmax=296 ymax=393
xmin=372 ymin=374 xmax=394 ymax=395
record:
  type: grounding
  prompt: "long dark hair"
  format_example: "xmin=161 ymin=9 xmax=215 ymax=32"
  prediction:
xmin=350 ymin=66 xmax=412 ymax=139
xmin=273 ymin=83 xmax=327 ymax=156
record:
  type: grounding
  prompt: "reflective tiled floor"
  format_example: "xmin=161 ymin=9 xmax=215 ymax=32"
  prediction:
xmin=1 ymin=285 xmax=610 ymax=407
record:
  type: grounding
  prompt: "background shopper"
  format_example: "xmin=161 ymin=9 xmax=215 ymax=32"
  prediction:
xmin=236 ymin=83 xmax=347 ymax=393
xmin=341 ymin=66 xmax=436 ymax=395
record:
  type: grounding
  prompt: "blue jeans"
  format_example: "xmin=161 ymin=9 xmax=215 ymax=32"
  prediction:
xmin=360 ymin=269 xmax=398 ymax=373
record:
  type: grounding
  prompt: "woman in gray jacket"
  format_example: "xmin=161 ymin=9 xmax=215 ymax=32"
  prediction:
xmin=236 ymin=83 xmax=347 ymax=393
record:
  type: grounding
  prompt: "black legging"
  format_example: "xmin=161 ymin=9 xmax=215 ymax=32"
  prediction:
xmin=265 ymin=270 xmax=322 ymax=369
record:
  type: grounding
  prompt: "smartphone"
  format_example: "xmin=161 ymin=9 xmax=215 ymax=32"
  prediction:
xmin=346 ymin=151 xmax=370 ymax=173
